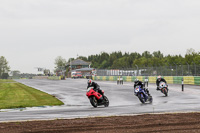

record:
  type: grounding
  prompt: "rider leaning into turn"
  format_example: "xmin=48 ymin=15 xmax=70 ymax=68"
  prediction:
xmin=156 ymin=76 xmax=167 ymax=90
xmin=134 ymin=79 xmax=150 ymax=96
xmin=87 ymin=79 xmax=104 ymax=96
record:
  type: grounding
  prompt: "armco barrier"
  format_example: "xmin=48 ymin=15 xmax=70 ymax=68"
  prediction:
xmin=195 ymin=77 xmax=200 ymax=85
xmin=122 ymin=76 xmax=126 ymax=82
xmin=109 ymin=76 xmax=114 ymax=81
xmin=148 ymin=77 xmax=156 ymax=83
xmin=173 ymin=76 xmax=183 ymax=84
xmin=106 ymin=76 xmax=109 ymax=81
xmin=184 ymin=76 xmax=194 ymax=85
xmin=164 ymin=76 xmax=173 ymax=84
xmin=126 ymin=76 xmax=132 ymax=82
xmin=137 ymin=76 xmax=144 ymax=82
xmin=93 ymin=76 xmax=200 ymax=85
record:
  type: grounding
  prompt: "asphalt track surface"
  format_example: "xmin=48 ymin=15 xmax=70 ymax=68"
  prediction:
xmin=0 ymin=78 xmax=200 ymax=122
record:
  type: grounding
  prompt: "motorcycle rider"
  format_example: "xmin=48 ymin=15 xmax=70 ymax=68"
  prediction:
xmin=156 ymin=75 xmax=167 ymax=90
xmin=134 ymin=79 xmax=150 ymax=96
xmin=87 ymin=79 xmax=104 ymax=96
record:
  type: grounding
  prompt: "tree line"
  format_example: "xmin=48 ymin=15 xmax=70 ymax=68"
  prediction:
xmin=67 ymin=48 xmax=200 ymax=69
xmin=1 ymin=48 xmax=200 ymax=79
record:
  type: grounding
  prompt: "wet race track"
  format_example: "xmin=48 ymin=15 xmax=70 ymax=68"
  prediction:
xmin=0 ymin=79 xmax=200 ymax=122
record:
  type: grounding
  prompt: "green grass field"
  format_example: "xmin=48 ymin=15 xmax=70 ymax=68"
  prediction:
xmin=0 ymin=79 xmax=64 ymax=109
xmin=0 ymin=79 xmax=16 ymax=82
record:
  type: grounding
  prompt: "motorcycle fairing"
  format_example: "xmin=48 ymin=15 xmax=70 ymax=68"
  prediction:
xmin=86 ymin=87 xmax=102 ymax=100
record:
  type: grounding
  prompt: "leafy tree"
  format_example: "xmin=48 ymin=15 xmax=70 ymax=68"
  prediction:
xmin=109 ymin=53 xmax=118 ymax=68
xmin=185 ymin=48 xmax=197 ymax=64
xmin=134 ymin=57 xmax=149 ymax=67
xmin=1 ymin=73 xmax=9 ymax=79
xmin=99 ymin=60 xmax=109 ymax=69
xmin=142 ymin=51 xmax=152 ymax=58
xmin=112 ymin=57 xmax=130 ymax=69
xmin=77 ymin=56 xmax=88 ymax=61
xmin=11 ymin=70 xmax=21 ymax=77
xmin=67 ymin=58 xmax=75 ymax=63
xmin=43 ymin=69 xmax=50 ymax=76
xmin=0 ymin=56 xmax=10 ymax=79
xmin=54 ymin=56 xmax=67 ymax=73
xmin=152 ymin=51 xmax=163 ymax=58
xmin=193 ymin=53 xmax=200 ymax=65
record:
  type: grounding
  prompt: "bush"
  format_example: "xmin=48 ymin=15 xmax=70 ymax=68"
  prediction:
xmin=1 ymin=73 xmax=9 ymax=79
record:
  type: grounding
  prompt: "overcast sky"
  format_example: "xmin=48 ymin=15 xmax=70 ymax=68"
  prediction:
xmin=0 ymin=0 xmax=200 ymax=74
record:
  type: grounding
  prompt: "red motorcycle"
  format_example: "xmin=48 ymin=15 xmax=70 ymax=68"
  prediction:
xmin=86 ymin=87 xmax=109 ymax=108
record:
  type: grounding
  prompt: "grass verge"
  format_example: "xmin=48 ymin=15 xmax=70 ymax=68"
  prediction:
xmin=0 ymin=79 xmax=64 ymax=109
xmin=0 ymin=79 xmax=16 ymax=82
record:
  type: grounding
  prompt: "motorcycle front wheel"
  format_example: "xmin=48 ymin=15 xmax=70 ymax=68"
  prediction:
xmin=138 ymin=93 xmax=145 ymax=103
xmin=90 ymin=96 xmax=98 ymax=108
xmin=164 ymin=88 xmax=168 ymax=96
xmin=103 ymin=96 xmax=109 ymax=107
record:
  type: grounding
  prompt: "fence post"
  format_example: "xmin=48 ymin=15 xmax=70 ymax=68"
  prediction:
xmin=145 ymin=78 xmax=148 ymax=88
xmin=182 ymin=78 xmax=184 ymax=91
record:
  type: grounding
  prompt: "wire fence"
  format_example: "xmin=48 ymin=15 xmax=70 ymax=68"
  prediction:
xmin=96 ymin=65 xmax=200 ymax=76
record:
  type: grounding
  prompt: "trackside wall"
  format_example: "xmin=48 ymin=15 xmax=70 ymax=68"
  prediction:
xmin=93 ymin=76 xmax=200 ymax=85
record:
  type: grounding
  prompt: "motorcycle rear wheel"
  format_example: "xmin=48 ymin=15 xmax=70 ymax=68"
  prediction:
xmin=148 ymin=95 xmax=153 ymax=103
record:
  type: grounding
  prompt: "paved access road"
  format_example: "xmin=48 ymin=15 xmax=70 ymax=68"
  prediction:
xmin=0 ymin=78 xmax=200 ymax=122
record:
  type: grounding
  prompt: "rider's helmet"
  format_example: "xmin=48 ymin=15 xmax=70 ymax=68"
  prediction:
xmin=134 ymin=79 xmax=139 ymax=83
xmin=157 ymin=76 xmax=161 ymax=81
xmin=87 ymin=79 xmax=92 ymax=85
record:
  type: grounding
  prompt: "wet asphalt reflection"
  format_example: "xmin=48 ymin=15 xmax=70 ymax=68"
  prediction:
xmin=0 ymin=79 xmax=200 ymax=122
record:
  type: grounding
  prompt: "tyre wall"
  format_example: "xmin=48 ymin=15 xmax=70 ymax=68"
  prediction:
xmin=93 ymin=76 xmax=200 ymax=85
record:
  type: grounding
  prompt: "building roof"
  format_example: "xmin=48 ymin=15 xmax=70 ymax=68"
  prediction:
xmin=66 ymin=59 xmax=91 ymax=66
xmin=76 ymin=68 xmax=94 ymax=71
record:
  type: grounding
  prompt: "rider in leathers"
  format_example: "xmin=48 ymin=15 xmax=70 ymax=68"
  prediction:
xmin=156 ymin=76 xmax=167 ymax=90
xmin=134 ymin=79 xmax=150 ymax=96
xmin=87 ymin=79 xmax=104 ymax=96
